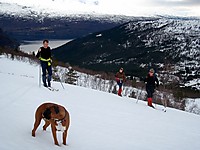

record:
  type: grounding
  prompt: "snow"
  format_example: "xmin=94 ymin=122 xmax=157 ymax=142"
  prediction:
xmin=0 ymin=55 xmax=200 ymax=150
xmin=96 ymin=33 xmax=102 ymax=37
xmin=185 ymin=98 xmax=200 ymax=115
xmin=0 ymin=0 xmax=200 ymax=17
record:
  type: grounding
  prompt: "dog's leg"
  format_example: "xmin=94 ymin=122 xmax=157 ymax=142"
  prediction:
xmin=62 ymin=112 xmax=70 ymax=145
xmin=32 ymin=115 xmax=42 ymax=137
xmin=50 ymin=122 xmax=59 ymax=146
xmin=63 ymin=118 xmax=70 ymax=145
xmin=43 ymin=120 xmax=50 ymax=131
xmin=63 ymin=130 xmax=68 ymax=145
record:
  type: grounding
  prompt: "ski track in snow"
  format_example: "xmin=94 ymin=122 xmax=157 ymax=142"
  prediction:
xmin=0 ymin=55 xmax=200 ymax=150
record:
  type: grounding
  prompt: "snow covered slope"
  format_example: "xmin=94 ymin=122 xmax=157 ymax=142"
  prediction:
xmin=0 ymin=55 xmax=200 ymax=150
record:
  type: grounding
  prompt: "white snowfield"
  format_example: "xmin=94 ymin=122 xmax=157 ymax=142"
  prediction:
xmin=0 ymin=0 xmax=200 ymax=17
xmin=0 ymin=55 xmax=200 ymax=150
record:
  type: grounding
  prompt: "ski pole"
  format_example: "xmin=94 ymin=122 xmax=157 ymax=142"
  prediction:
xmin=39 ymin=65 xmax=41 ymax=87
xmin=154 ymin=90 xmax=159 ymax=108
xmin=59 ymin=77 xmax=65 ymax=89
xmin=56 ymin=73 xmax=65 ymax=89
xmin=136 ymin=89 xmax=141 ymax=103
xmin=136 ymin=86 xmax=143 ymax=103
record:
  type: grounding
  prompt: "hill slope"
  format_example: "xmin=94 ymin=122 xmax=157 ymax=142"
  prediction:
xmin=0 ymin=55 xmax=200 ymax=150
xmin=52 ymin=17 xmax=200 ymax=76
xmin=0 ymin=14 xmax=123 ymax=41
xmin=0 ymin=28 xmax=19 ymax=49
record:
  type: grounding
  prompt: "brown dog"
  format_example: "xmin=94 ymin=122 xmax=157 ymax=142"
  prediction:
xmin=32 ymin=102 xmax=70 ymax=146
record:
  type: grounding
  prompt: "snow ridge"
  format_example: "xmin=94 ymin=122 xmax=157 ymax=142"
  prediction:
xmin=1 ymin=0 xmax=200 ymax=18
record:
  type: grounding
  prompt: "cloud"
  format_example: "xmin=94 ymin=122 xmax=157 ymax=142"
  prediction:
xmin=0 ymin=0 xmax=200 ymax=17
xmin=152 ymin=0 xmax=200 ymax=7
xmin=147 ymin=0 xmax=200 ymax=17
xmin=182 ymin=0 xmax=200 ymax=6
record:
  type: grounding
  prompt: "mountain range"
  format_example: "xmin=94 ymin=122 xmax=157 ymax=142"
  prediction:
xmin=0 ymin=13 xmax=129 ymax=41
xmin=0 ymin=0 xmax=200 ymax=91
xmin=0 ymin=0 xmax=149 ymax=41
xmin=52 ymin=17 xmax=200 ymax=76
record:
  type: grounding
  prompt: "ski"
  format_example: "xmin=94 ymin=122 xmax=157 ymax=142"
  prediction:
xmin=48 ymin=87 xmax=59 ymax=91
xmin=45 ymin=87 xmax=59 ymax=91
xmin=154 ymin=107 xmax=167 ymax=112
xmin=148 ymin=105 xmax=155 ymax=109
xmin=147 ymin=105 xmax=167 ymax=112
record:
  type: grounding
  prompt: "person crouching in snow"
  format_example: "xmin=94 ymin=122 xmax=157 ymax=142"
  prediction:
xmin=144 ymin=68 xmax=159 ymax=108
xmin=115 ymin=68 xmax=126 ymax=96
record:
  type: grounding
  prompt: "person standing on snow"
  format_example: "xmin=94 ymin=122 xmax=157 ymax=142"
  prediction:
xmin=36 ymin=40 xmax=52 ymax=87
xmin=144 ymin=68 xmax=159 ymax=108
xmin=115 ymin=68 xmax=126 ymax=96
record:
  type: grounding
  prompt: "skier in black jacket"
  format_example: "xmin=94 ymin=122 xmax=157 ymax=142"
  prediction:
xmin=144 ymin=68 xmax=159 ymax=108
xmin=36 ymin=40 xmax=52 ymax=87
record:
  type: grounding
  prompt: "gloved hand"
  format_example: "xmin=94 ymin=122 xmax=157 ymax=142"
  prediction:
xmin=115 ymin=77 xmax=120 ymax=82
xmin=48 ymin=59 xmax=52 ymax=66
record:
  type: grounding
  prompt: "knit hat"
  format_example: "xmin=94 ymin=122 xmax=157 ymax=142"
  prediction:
xmin=149 ymin=68 xmax=154 ymax=73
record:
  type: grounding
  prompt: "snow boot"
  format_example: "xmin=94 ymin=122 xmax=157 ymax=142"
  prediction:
xmin=147 ymin=98 xmax=151 ymax=106
xmin=43 ymin=83 xmax=48 ymax=87
xmin=147 ymin=98 xmax=154 ymax=108
xmin=118 ymin=88 xmax=122 ymax=96
xmin=48 ymin=80 xmax=51 ymax=87
xmin=42 ymin=75 xmax=47 ymax=87
xmin=47 ymin=75 xmax=52 ymax=87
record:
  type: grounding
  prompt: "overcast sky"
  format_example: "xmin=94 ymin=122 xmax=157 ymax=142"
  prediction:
xmin=98 ymin=0 xmax=200 ymax=16
xmin=160 ymin=0 xmax=200 ymax=6
xmin=125 ymin=0 xmax=200 ymax=15
xmin=1 ymin=0 xmax=200 ymax=17
xmin=138 ymin=0 xmax=200 ymax=16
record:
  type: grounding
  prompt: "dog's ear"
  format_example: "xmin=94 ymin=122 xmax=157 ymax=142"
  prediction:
xmin=54 ymin=106 xmax=60 ymax=114
xmin=43 ymin=108 xmax=51 ymax=120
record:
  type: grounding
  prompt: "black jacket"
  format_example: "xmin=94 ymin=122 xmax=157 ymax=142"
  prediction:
xmin=144 ymin=74 xmax=159 ymax=88
xmin=36 ymin=47 xmax=51 ymax=60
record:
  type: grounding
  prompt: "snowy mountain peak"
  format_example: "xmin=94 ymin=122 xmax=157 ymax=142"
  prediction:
xmin=1 ymin=0 xmax=200 ymax=17
xmin=0 ymin=0 xmax=101 ymax=17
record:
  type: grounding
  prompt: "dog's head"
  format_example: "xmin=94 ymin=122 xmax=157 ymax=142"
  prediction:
xmin=43 ymin=105 xmax=60 ymax=120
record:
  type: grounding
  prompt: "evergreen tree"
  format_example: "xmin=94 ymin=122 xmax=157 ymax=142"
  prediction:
xmin=65 ymin=66 xmax=78 ymax=85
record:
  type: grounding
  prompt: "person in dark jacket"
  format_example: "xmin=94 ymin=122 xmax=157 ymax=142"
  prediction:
xmin=36 ymin=40 xmax=52 ymax=87
xmin=115 ymin=68 xmax=126 ymax=96
xmin=144 ymin=68 xmax=159 ymax=108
